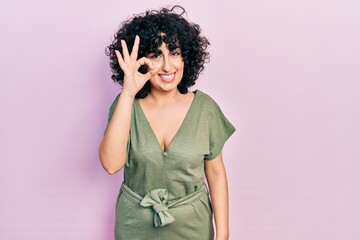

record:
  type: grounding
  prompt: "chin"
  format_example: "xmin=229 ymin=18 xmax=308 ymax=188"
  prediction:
xmin=150 ymin=76 xmax=182 ymax=92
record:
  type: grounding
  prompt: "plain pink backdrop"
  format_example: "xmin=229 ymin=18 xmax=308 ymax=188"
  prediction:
xmin=1 ymin=0 xmax=359 ymax=239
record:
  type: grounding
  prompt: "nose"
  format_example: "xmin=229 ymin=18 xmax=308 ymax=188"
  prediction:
xmin=162 ymin=55 xmax=171 ymax=72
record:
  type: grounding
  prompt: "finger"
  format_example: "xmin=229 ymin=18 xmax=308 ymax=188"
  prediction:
xmin=144 ymin=67 xmax=159 ymax=80
xmin=149 ymin=67 xmax=159 ymax=76
xmin=121 ymin=39 xmax=130 ymax=62
xmin=115 ymin=50 xmax=126 ymax=70
xmin=130 ymin=35 xmax=140 ymax=61
xmin=135 ymin=57 xmax=155 ymax=70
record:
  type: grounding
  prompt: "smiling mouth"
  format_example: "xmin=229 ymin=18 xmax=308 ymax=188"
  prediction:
xmin=158 ymin=73 xmax=175 ymax=82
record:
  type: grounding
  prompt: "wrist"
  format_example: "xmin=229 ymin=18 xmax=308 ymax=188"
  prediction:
xmin=121 ymin=89 xmax=136 ymax=99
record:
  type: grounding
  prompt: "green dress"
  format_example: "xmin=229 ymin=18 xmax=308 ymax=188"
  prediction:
xmin=105 ymin=89 xmax=236 ymax=240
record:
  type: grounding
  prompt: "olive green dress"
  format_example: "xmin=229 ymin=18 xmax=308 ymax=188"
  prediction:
xmin=105 ymin=90 xmax=236 ymax=240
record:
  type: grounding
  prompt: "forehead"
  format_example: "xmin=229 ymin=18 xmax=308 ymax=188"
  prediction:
xmin=149 ymin=44 xmax=180 ymax=55
xmin=148 ymin=35 xmax=180 ymax=53
xmin=139 ymin=30 xmax=181 ymax=55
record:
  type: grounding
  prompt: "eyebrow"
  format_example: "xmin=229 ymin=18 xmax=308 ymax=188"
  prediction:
xmin=148 ymin=47 xmax=181 ymax=56
xmin=148 ymin=49 xmax=162 ymax=55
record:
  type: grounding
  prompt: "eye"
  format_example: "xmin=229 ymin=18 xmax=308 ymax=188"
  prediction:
xmin=170 ymin=51 xmax=181 ymax=56
xmin=148 ymin=53 xmax=161 ymax=59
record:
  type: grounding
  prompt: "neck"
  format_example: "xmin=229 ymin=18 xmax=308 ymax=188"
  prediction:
xmin=147 ymin=89 xmax=181 ymax=106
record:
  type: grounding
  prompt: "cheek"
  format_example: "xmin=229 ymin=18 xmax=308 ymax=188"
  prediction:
xmin=150 ymin=59 xmax=162 ymax=68
xmin=175 ymin=61 xmax=185 ymax=71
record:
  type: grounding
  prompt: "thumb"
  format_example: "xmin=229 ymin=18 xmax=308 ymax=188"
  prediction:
xmin=149 ymin=67 xmax=159 ymax=76
xmin=144 ymin=67 xmax=159 ymax=79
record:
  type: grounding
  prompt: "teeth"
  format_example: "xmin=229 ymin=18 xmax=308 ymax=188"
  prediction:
xmin=159 ymin=73 xmax=175 ymax=80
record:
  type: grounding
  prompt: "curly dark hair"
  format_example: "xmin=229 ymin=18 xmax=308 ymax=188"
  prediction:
xmin=105 ymin=5 xmax=210 ymax=98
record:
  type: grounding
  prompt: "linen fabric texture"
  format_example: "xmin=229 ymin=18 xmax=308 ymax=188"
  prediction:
xmin=105 ymin=89 xmax=236 ymax=240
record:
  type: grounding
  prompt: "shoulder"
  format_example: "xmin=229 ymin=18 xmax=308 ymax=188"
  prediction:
xmin=195 ymin=89 xmax=222 ymax=112
xmin=109 ymin=93 xmax=121 ymax=109
xmin=194 ymin=89 xmax=234 ymax=126
xmin=107 ymin=93 xmax=122 ymax=119
xmin=195 ymin=89 xmax=217 ymax=105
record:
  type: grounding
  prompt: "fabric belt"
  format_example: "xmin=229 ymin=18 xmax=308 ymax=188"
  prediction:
xmin=120 ymin=183 xmax=209 ymax=228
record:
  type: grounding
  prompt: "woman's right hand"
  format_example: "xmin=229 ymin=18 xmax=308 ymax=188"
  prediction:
xmin=115 ymin=35 xmax=158 ymax=97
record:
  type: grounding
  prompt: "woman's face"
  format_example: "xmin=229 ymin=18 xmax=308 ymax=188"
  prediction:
xmin=146 ymin=41 xmax=184 ymax=93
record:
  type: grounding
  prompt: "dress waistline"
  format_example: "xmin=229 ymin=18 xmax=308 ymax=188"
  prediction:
xmin=120 ymin=183 xmax=209 ymax=227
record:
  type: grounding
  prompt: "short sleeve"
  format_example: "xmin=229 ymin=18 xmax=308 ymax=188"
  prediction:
xmin=103 ymin=93 xmax=120 ymax=135
xmin=204 ymin=99 xmax=236 ymax=160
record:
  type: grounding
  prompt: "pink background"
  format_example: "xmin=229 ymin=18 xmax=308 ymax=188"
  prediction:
xmin=1 ymin=0 xmax=359 ymax=239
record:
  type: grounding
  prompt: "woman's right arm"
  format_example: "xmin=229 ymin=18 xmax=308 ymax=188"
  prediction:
xmin=99 ymin=91 xmax=134 ymax=174
xmin=98 ymin=36 xmax=158 ymax=174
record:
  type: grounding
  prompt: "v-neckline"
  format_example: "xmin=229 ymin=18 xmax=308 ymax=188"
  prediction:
xmin=135 ymin=90 xmax=199 ymax=154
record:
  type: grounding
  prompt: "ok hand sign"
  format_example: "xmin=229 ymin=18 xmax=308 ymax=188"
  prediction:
xmin=115 ymin=35 xmax=158 ymax=97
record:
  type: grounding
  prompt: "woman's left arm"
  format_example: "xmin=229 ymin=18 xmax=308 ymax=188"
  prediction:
xmin=204 ymin=152 xmax=229 ymax=240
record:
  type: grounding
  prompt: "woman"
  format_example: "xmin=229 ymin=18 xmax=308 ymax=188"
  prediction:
xmin=99 ymin=6 xmax=235 ymax=240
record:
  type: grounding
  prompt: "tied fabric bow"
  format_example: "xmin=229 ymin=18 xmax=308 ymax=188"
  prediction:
xmin=140 ymin=189 xmax=175 ymax=227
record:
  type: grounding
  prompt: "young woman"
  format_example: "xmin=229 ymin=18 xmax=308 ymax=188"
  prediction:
xmin=99 ymin=6 xmax=236 ymax=240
